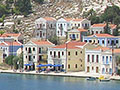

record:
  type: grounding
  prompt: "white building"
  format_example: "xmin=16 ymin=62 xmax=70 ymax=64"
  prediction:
xmin=34 ymin=17 xmax=56 ymax=39
xmin=23 ymin=39 xmax=55 ymax=70
xmin=85 ymin=46 xmax=113 ymax=75
xmin=56 ymin=18 xmax=90 ymax=37
xmin=71 ymin=18 xmax=91 ymax=29
xmin=56 ymin=18 xmax=72 ymax=37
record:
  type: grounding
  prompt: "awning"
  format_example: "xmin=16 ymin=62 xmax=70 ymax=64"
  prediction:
xmin=24 ymin=64 xmax=32 ymax=66
xmin=45 ymin=64 xmax=53 ymax=66
xmin=37 ymin=64 xmax=46 ymax=67
xmin=53 ymin=64 xmax=62 ymax=67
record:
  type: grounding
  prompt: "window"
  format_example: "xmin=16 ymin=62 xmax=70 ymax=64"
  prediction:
xmin=50 ymin=51 xmax=52 ymax=55
xmin=87 ymin=55 xmax=90 ymax=62
xmin=103 ymin=56 xmax=104 ymax=63
xmin=68 ymin=64 xmax=70 ymax=69
xmin=75 ymin=64 xmax=77 ymax=68
xmin=68 ymin=52 xmax=70 ymax=56
xmin=84 ymin=40 xmax=87 ymax=42
xmin=54 ymin=51 xmax=56 ymax=57
xmin=116 ymin=40 xmax=118 ymax=43
xmin=28 ymin=48 xmax=32 ymax=53
xmin=77 ymin=34 xmax=78 ymax=38
xmin=39 ymin=48 xmax=41 ymax=53
xmin=106 ymin=56 xmax=108 ymax=64
xmin=80 ymin=51 xmax=82 ymax=54
xmin=58 ymin=52 xmax=60 ymax=58
xmin=81 ymin=64 xmax=82 ymax=67
xmin=110 ymin=56 xmax=112 ymax=62
xmin=92 ymin=67 xmax=94 ymax=70
xmin=92 ymin=55 xmax=94 ymax=62
xmin=26 ymin=48 xmax=27 ymax=51
xmin=62 ymin=52 xmax=64 ymax=56
xmin=102 ymin=40 xmax=104 ymax=44
xmin=75 ymin=51 xmax=78 ymax=55
xmin=98 ymin=40 xmax=99 ymax=43
xmin=78 ymin=24 xmax=80 ymax=27
xmin=96 ymin=55 xmax=99 ymax=63
xmin=89 ymin=40 xmax=92 ymax=43
xmin=33 ymin=56 xmax=35 ymax=59
xmin=108 ymin=40 xmax=110 ymax=44
xmin=62 ymin=65 xmax=64 ymax=68
xmin=33 ymin=48 xmax=35 ymax=51
xmin=26 ymin=56 xmax=27 ymax=59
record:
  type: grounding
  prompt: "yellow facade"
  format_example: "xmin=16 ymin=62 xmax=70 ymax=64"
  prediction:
xmin=67 ymin=43 xmax=98 ymax=72
xmin=67 ymin=32 xmax=81 ymax=41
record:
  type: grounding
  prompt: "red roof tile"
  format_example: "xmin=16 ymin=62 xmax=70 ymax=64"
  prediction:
xmin=94 ymin=46 xmax=111 ymax=51
xmin=44 ymin=17 xmax=56 ymax=21
xmin=88 ymin=34 xmax=114 ymax=37
xmin=5 ymin=41 xmax=22 ymax=46
xmin=52 ymin=41 xmax=86 ymax=49
xmin=78 ymin=28 xmax=87 ymax=32
xmin=64 ymin=18 xmax=73 ymax=21
xmin=0 ymin=43 xmax=7 ymax=46
xmin=32 ymin=40 xmax=53 ymax=45
xmin=92 ymin=24 xmax=106 ymax=27
xmin=114 ymin=49 xmax=120 ymax=53
xmin=0 ymin=33 xmax=21 ymax=37
xmin=72 ymin=18 xmax=84 ymax=21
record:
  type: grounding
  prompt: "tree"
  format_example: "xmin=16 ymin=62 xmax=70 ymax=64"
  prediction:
xmin=104 ymin=22 xmax=111 ymax=34
xmin=5 ymin=55 xmax=15 ymax=67
xmin=48 ymin=36 xmax=60 ymax=45
xmin=0 ymin=30 xmax=5 ymax=35
xmin=14 ymin=0 xmax=32 ymax=15
xmin=34 ymin=0 xmax=44 ymax=4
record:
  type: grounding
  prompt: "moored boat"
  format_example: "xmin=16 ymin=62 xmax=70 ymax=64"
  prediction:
xmin=86 ymin=77 xmax=96 ymax=81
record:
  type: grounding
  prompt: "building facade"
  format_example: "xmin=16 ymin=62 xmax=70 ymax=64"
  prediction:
xmin=23 ymin=40 xmax=55 ymax=70
xmin=67 ymin=28 xmax=87 ymax=41
xmin=48 ymin=41 xmax=97 ymax=72
xmin=83 ymin=34 xmax=120 ymax=48
xmin=85 ymin=47 xmax=113 ymax=75
xmin=34 ymin=17 xmax=56 ymax=39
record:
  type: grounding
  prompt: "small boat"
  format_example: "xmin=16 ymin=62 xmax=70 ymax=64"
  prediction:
xmin=99 ymin=79 xmax=110 ymax=82
xmin=86 ymin=77 xmax=96 ymax=81
xmin=99 ymin=75 xmax=110 ymax=82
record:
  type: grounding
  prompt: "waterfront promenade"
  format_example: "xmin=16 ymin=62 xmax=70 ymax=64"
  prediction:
xmin=0 ymin=69 xmax=120 ymax=80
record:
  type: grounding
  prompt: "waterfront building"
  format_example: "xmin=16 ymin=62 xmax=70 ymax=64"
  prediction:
xmin=83 ymin=34 xmax=120 ymax=48
xmin=85 ymin=46 xmax=120 ymax=75
xmin=67 ymin=28 xmax=87 ymax=41
xmin=85 ymin=46 xmax=113 ymax=75
xmin=0 ymin=49 xmax=3 ymax=63
xmin=89 ymin=23 xmax=117 ymax=35
xmin=0 ymin=41 xmax=23 ymax=62
xmin=48 ymin=41 xmax=97 ymax=72
xmin=23 ymin=39 xmax=55 ymax=70
xmin=34 ymin=17 xmax=56 ymax=39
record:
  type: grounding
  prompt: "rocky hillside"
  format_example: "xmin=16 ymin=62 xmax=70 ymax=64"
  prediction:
xmin=1 ymin=0 xmax=120 ymax=43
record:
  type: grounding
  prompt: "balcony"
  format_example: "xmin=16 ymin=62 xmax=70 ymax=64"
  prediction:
xmin=103 ymin=62 xmax=110 ymax=65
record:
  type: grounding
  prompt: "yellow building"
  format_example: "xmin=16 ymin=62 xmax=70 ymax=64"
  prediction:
xmin=67 ymin=28 xmax=87 ymax=41
xmin=67 ymin=42 xmax=98 ymax=72
xmin=48 ymin=41 xmax=98 ymax=72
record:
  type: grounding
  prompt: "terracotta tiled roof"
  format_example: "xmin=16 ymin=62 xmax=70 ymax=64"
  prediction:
xmin=94 ymin=46 xmax=111 ymax=51
xmin=32 ymin=40 xmax=54 ymax=45
xmin=72 ymin=18 xmax=84 ymax=21
xmin=92 ymin=24 xmax=106 ymax=27
xmin=5 ymin=41 xmax=22 ymax=46
xmin=109 ymin=24 xmax=117 ymax=29
xmin=78 ymin=28 xmax=87 ymax=32
xmin=0 ymin=43 xmax=7 ymax=46
xmin=88 ymin=34 xmax=114 ymax=38
xmin=52 ymin=41 xmax=86 ymax=49
xmin=0 ymin=33 xmax=21 ymax=37
xmin=114 ymin=49 xmax=120 ymax=53
xmin=64 ymin=18 xmax=73 ymax=21
xmin=44 ymin=17 xmax=56 ymax=21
